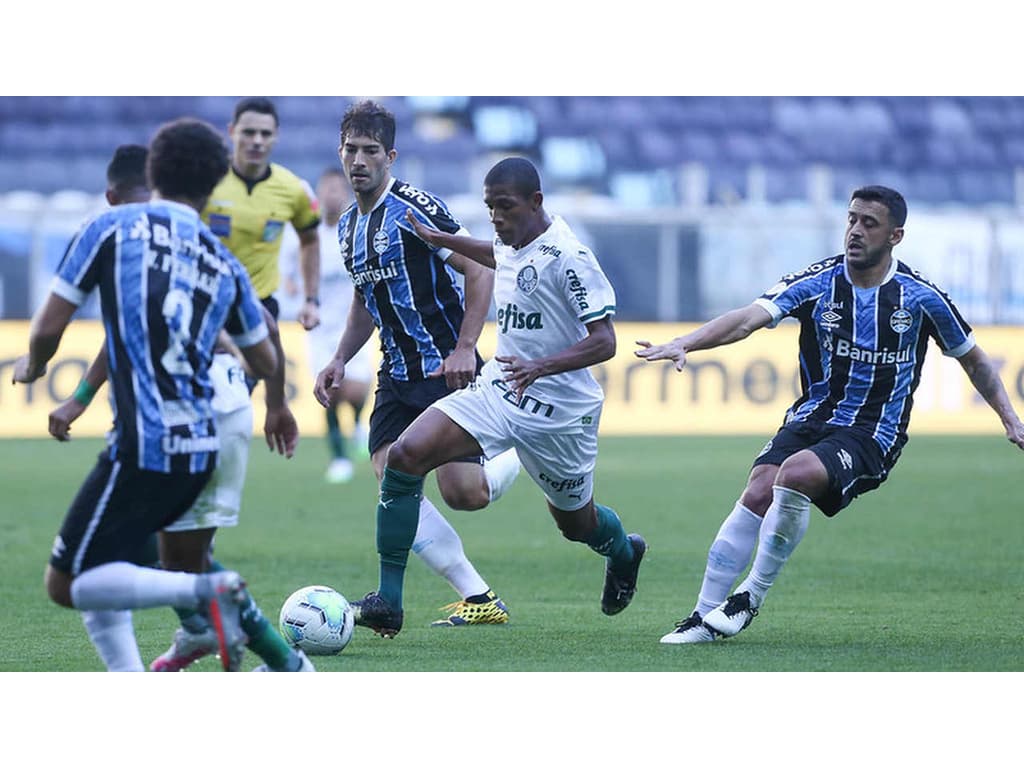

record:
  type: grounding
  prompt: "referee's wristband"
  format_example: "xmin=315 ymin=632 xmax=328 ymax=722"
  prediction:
xmin=305 ymin=296 xmax=320 ymax=306
xmin=73 ymin=380 xmax=97 ymax=406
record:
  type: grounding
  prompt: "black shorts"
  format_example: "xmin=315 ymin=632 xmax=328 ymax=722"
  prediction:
xmin=368 ymin=372 xmax=483 ymax=464
xmin=752 ymin=419 xmax=902 ymax=517
xmin=50 ymin=452 xmax=212 ymax=576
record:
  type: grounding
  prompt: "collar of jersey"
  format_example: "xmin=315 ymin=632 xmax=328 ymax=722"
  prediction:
xmin=360 ymin=176 xmax=397 ymax=216
xmin=842 ymin=252 xmax=898 ymax=288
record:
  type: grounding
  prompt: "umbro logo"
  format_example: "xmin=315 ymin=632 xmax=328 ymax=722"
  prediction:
xmin=837 ymin=449 xmax=853 ymax=471
xmin=821 ymin=311 xmax=842 ymax=324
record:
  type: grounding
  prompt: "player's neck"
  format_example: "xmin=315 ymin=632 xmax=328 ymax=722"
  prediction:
xmin=151 ymin=191 xmax=205 ymax=212
xmin=847 ymin=253 xmax=893 ymax=289
xmin=512 ymin=212 xmax=553 ymax=250
xmin=233 ymin=160 xmax=270 ymax=182
xmin=355 ymin=175 xmax=391 ymax=215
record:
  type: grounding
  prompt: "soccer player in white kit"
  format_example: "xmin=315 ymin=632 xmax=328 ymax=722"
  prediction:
xmin=359 ymin=157 xmax=646 ymax=634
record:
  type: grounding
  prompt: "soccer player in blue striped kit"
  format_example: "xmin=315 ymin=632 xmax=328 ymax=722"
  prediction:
xmin=12 ymin=118 xmax=278 ymax=671
xmin=636 ymin=185 xmax=1024 ymax=643
xmin=314 ymin=101 xmax=521 ymax=634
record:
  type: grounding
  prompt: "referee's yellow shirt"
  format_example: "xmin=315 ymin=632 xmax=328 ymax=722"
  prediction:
xmin=203 ymin=163 xmax=320 ymax=299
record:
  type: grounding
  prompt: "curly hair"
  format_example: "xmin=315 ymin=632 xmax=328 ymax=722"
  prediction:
xmin=147 ymin=118 xmax=229 ymax=201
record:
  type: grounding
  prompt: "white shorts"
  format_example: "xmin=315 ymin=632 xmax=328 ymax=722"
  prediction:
xmin=163 ymin=405 xmax=252 ymax=532
xmin=432 ymin=381 xmax=599 ymax=512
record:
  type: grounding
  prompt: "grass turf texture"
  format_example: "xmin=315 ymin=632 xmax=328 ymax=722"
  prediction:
xmin=1 ymin=435 xmax=1021 ymax=672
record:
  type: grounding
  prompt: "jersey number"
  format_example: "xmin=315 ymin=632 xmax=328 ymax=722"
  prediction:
xmin=160 ymin=289 xmax=195 ymax=376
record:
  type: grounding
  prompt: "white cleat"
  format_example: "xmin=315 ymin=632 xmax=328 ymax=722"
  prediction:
xmin=659 ymin=611 xmax=719 ymax=644
xmin=703 ymin=591 xmax=759 ymax=638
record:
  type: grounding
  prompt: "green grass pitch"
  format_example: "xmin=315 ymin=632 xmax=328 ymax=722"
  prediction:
xmin=1 ymin=434 xmax=1021 ymax=672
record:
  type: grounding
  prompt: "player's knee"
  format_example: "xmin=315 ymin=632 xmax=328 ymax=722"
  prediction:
xmin=438 ymin=479 xmax=488 ymax=511
xmin=386 ymin=438 xmax=427 ymax=476
xmin=776 ymin=455 xmax=827 ymax=497
xmin=44 ymin=566 xmax=73 ymax=608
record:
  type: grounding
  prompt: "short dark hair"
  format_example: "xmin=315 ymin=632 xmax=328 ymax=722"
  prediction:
xmin=106 ymin=144 xmax=149 ymax=192
xmin=233 ymin=97 xmax=279 ymax=126
xmin=340 ymin=100 xmax=396 ymax=152
xmin=147 ymin=118 xmax=229 ymax=201
xmin=851 ymin=185 xmax=907 ymax=227
xmin=484 ymin=157 xmax=542 ymax=199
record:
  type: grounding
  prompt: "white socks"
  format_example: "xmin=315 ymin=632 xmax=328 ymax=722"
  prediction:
xmin=70 ymin=561 xmax=200 ymax=611
xmin=695 ymin=502 xmax=763 ymax=617
xmin=736 ymin=485 xmax=811 ymax=607
xmin=484 ymin=448 xmax=521 ymax=502
xmin=81 ymin=610 xmax=145 ymax=671
xmin=412 ymin=497 xmax=489 ymax=599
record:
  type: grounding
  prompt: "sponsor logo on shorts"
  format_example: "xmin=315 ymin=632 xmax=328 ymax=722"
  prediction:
xmin=757 ymin=439 xmax=774 ymax=458
xmin=51 ymin=535 xmax=66 ymax=560
xmin=837 ymin=448 xmax=853 ymax=471
xmin=538 ymin=471 xmax=586 ymax=494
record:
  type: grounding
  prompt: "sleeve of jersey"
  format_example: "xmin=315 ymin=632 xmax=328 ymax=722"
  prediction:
xmin=224 ymin=263 xmax=269 ymax=347
xmin=291 ymin=177 xmax=321 ymax=232
xmin=921 ymin=284 xmax=975 ymax=357
xmin=405 ymin=202 xmax=466 ymax=262
xmin=754 ymin=270 xmax=827 ymax=328
xmin=50 ymin=212 xmax=115 ymax=306
xmin=562 ymin=249 xmax=616 ymax=324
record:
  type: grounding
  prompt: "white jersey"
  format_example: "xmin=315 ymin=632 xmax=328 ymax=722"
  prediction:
xmin=483 ymin=215 xmax=615 ymax=432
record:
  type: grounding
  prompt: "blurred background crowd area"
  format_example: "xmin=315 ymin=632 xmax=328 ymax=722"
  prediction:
xmin=2 ymin=95 xmax=1024 ymax=324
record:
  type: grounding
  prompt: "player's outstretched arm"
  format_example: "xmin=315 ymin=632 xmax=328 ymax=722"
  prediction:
xmin=957 ymin=344 xmax=1024 ymax=451
xmin=497 ymin=317 xmax=616 ymax=400
xmin=404 ymin=210 xmax=496 ymax=269
xmin=49 ymin=344 xmax=109 ymax=441
xmin=635 ymin=303 xmax=773 ymax=371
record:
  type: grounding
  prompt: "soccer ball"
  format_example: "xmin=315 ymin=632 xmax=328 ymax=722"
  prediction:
xmin=278 ymin=585 xmax=355 ymax=656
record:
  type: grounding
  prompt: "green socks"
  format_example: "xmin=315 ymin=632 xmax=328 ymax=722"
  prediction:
xmin=377 ymin=467 xmax=425 ymax=609
xmin=176 ymin=557 xmax=298 ymax=671
xmin=586 ymin=504 xmax=635 ymax=574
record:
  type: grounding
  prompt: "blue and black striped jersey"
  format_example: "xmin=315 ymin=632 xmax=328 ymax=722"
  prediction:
xmin=337 ymin=177 xmax=469 ymax=382
xmin=51 ymin=200 xmax=268 ymax=474
xmin=756 ymin=255 xmax=975 ymax=455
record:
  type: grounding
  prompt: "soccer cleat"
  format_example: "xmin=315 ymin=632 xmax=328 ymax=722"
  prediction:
xmin=350 ymin=591 xmax=404 ymax=638
xmin=253 ymin=650 xmax=316 ymax=672
xmin=703 ymin=591 xmax=759 ymax=638
xmin=149 ymin=627 xmax=219 ymax=672
xmin=601 ymin=533 xmax=647 ymax=616
xmin=430 ymin=590 xmax=510 ymax=627
xmin=659 ymin=611 xmax=720 ymax=645
xmin=325 ymin=458 xmax=354 ymax=484
xmin=199 ymin=571 xmax=249 ymax=671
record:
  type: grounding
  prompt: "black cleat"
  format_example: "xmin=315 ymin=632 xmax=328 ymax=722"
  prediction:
xmin=351 ymin=591 xmax=404 ymax=638
xmin=601 ymin=533 xmax=647 ymax=616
